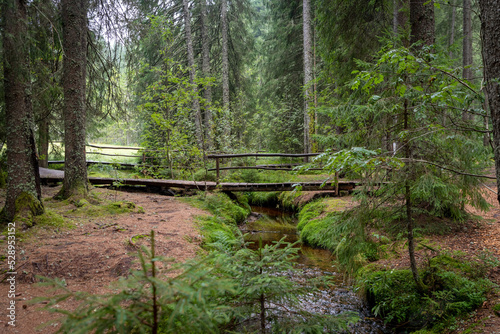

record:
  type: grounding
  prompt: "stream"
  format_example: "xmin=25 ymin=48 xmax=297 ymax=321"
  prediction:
xmin=240 ymin=206 xmax=391 ymax=334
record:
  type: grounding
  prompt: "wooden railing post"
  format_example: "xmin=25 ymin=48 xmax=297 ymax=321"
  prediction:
xmin=216 ymin=157 xmax=220 ymax=184
xmin=335 ymin=171 xmax=339 ymax=196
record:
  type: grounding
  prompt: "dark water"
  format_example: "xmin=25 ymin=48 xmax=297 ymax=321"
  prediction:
xmin=240 ymin=206 xmax=391 ymax=334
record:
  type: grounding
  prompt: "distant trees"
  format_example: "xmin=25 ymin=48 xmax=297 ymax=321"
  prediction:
xmin=1 ymin=0 xmax=44 ymax=221
xmin=201 ymin=0 xmax=213 ymax=148
xmin=182 ymin=0 xmax=204 ymax=149
xmin=125 ymin=0 xmax=254 ymax=153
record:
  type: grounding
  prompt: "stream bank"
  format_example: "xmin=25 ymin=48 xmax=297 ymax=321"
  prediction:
xmin=240 ymin=203 xmax=390 ymax=333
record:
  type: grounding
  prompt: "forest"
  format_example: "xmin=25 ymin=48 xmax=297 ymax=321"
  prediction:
xmin=1 ymin=0 xmax=500 ymax=333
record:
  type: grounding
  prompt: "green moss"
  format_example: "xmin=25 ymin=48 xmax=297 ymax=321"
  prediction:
xmin=181 ymin=192 xmax=251 ymax=249
xmin=75 ymin=199 xmax=90 ymax=208
xmin=33 ymin=209 xmax=73 ymax=229
xmin=299 ymin=217 xmax=333 ymax=248
xmin=12 ymin=192 xmax=44 ymax=224
xmin=297 ymin=200 xmax=327 ymax=231
xmin=183 ymin=192 xmax=250 ymax=225
xmin=429 ymin=251 xmax=497 ymax=280
xmin=0 ymin=170 xmax=6 ymax=188
xmin=246 ymin=191 xmax=281 ymax=207
xmin=493 ymin=303 xmax=500 ymax=316
xmin=69 ymin=200 xmax=141 ymax=217
xmin=357 ymin=258 xmax=494 ymax=331
xmin=277 ymin=191 xmax=300 ymax=210
xmin=195 ymin=215 xmax=238 ymax=247
xmin=233 ymin=192 xmax=251 ymax=212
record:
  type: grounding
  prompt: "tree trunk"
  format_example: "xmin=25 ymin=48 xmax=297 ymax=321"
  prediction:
xmin=478 ymin=0 xmax=500 ymax=204
xmin=449 ymin=0 xmax=456 ymax=58
xmin=462 ymin=0 xmax=473 ymax=121
xmin=61 ymin=0 xmax=88 ymax=199
xmin=407 ymin=0 xmax=434 ymax=292
xmin=393 ymin=0 xmax=408 ymax=45
xmin=182 ymin=0 xmax=204 ymax=150
xmin=403 ymin=99 xmax=426 ymax=293
xmin=2 ymin=0 xmax=44 ymax=221
xmin=38 ymin=117 xmax=50 ymax=168
xmin=303 ymin=0 xmax=312 ymax=157
xmin=221 ymin=0 xmax=230 ymax=139
xmin=410 ymin=0 xmax=435 ymax=47
xmin=201 ymin=0 xmax=212 ymax=149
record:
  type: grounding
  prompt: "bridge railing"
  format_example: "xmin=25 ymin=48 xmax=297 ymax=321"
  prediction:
xmin=205 ymin=152 xmax=326 ymax=184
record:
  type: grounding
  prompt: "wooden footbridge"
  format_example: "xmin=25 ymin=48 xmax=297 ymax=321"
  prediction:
xmin=39 ymin=168 xmax=358 ymax=194
xmin=40 ymin=151 xmax=358 ymax=194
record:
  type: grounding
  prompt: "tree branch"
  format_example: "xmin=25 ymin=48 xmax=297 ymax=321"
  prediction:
xmin=401 ymin=158 xmax=495 ymax=179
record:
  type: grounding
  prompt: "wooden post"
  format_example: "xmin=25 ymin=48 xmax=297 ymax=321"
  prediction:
xmin=143 ymin=152 xmax=146 ymax=164
xmin=335 ymin=171 xmax=339 ymax=196
xmin=216 ymin=157 xmax=220 ymax=184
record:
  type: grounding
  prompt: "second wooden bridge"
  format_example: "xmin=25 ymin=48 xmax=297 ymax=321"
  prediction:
xmin=39 ymin=168 xmax=357 ymax=193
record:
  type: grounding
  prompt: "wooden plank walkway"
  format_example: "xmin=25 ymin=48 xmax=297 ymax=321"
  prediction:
xmin=39 ymin=168 xmax=357 ymax=193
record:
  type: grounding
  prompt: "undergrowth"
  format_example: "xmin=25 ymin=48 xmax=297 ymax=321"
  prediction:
xmin=356 ymin=251 xmax=497 ymax=332
xmin=181 ymin=192 xmax=251 ymax=247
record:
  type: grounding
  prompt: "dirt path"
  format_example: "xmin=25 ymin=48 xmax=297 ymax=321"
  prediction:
xmin=0 ymin=185 xmax=207 ymax=333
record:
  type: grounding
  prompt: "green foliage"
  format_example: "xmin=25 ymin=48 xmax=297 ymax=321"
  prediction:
xmin=182 ymin=192 xmax=250 ymax=248
xmin=297 ymin=200 xmax=327 ymax=231
xmin=246 ymin=191 xmax=281 ymax=207
xmin=306 ymin=44 xmax=491 ymax=288
xmin=192 ymin=169 xmax=217 ymax=182
xmin=357 ymin=253 xmax=495 ymax=331
xmin=210 ymin=237 xmax=360 ymax=333
xmin=493 ymin=303 xmax=500 ymax=314
xmin=196 ymin=216 xmax=239 ymax=249
xmin=35 ymin=231 xmax=236 ymax=334
xmin=197 ymin=193 xmax=250 ymax=225
xmin=37 ymin=229 xmax=360 ymax=334
xmin=299 ymin=207 xmax=380 ymax=275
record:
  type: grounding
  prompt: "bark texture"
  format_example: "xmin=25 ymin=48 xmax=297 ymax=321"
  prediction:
xmin=221 ymin=0 xmax=230 ymax=124
xmin=410 ymin=0 xmax=435 ymax=47
xmin=462 ymin=0 xmax=473 ymax=121
xmin=408 ymin=0 xmax=434 ymax=292
xmin=182 ymin=0 xmax=204 ymax=149
xmin=61 ymin=0 xmax=88 ymax=198
xmin=478 ymin=0 xmax=500 ymax=203
xmin=303 ymin=0 xmax=312 ymax=155
xmin=38 ymin=117 xmax=49 ymax=168
xmin=2 ymin=0 xmax=44 ymax=221
xmin=393 ymin=0 xmax=408 ymax=44
xmin=201 ymin=0 xmax=212 ymax=148
xmin=448 ymin=0 xmax=456 ymax=58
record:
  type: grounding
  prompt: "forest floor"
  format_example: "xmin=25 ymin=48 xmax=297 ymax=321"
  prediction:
xmin=0 ymin=182 xmax=498 ymax=333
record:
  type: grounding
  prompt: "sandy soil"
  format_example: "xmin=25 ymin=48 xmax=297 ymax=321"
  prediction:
xmin=0 ymin=185 xmax=206 ymax=333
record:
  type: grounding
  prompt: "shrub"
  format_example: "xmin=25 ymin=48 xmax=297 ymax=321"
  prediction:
xmin=192 ymin=168 xmax=217 ymax=182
